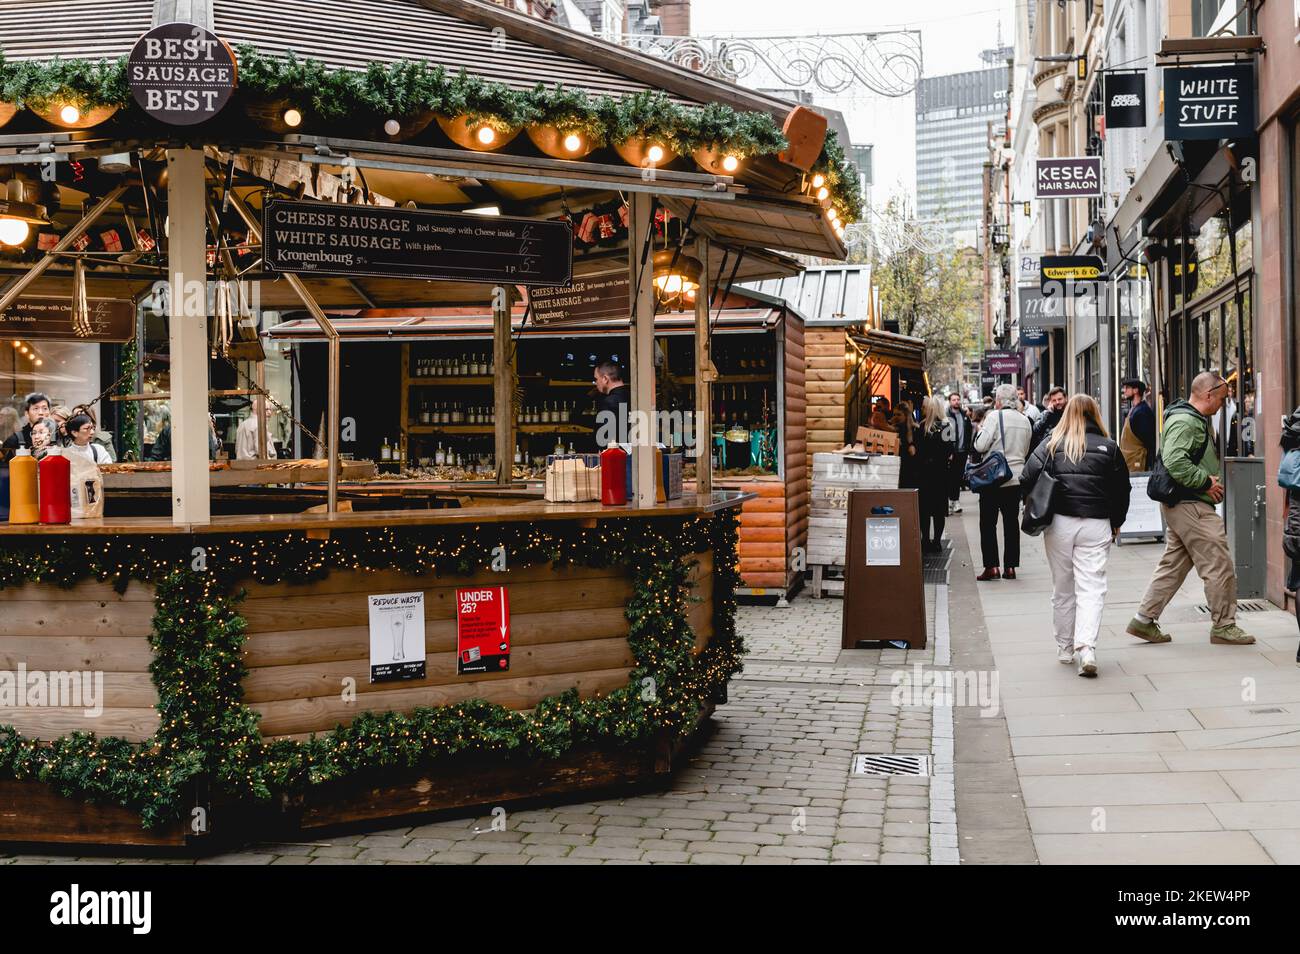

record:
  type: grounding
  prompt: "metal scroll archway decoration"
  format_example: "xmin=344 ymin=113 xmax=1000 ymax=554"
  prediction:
xmin=620 ymin=31 xmax=924 ymax=98
xmin=843 ymin=209 xmax=953 ymax=257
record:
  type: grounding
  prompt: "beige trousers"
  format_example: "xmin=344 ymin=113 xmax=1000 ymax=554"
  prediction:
xmin=1137 ymin=501 xmax=1237 ymax=627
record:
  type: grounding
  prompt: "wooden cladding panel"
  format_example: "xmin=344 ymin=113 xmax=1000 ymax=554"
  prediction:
xmin=241 ymin=556 xmax=715 ymax=739
xmin=0 ymin=579 xmax=160 ymax=743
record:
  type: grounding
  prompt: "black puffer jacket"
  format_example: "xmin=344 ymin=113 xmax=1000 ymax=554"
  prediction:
xmin=1021 ymin=423 xmax=1131 ymax=527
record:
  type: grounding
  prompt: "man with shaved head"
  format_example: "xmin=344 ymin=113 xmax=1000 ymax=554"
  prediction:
xmin=1127 ymin=371 xmax=1254 ymax=646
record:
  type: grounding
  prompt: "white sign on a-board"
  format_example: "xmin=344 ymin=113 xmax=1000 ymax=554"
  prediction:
xmin=1119 ymin=473 xmax=1165 ymax=541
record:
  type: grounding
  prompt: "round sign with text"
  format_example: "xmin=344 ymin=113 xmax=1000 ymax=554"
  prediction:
xmin=128 ymin=22 xmax=237 ymax=125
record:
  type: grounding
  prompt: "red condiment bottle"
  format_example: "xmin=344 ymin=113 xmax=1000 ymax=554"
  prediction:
xmin=38 ymin=447 xmax=71 ymax=524
xmin=600 ymin=445 xmax=628 ymax=506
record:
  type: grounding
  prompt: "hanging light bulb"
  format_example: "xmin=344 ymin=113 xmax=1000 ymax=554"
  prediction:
xmin=59 ymin=104 xmax=81 ymax=125
xmin=812 ymin=173 xmax=826 ymax=190
xmin=721 ymin=155 xmax=740 ymax=173
xmin=646 ymin=144 xmax=665 ymax=164
xmin=383 ymin=119 xmax=401 ymax=136
xmin=0 ymin=217 xmax=29 ymax=246
xmin=816 ymin=186 xmax=829 ymax=201
xmin=476 ymin=126 xmax=497 ymax=145
xmin=563 ymin=132 xmax=583 ymax=153
xmin=10 ymin=340 xmax=20 ymax=348
xmin=652 ymin=249 xmax=703 ymax=299
xmin=33 ymin=358 xmax=42 ymax=367
xmin=282 ymin=108 xmax=303 ymax=128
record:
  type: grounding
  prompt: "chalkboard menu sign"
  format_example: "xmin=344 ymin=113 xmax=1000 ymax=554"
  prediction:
xmin=262 ymin=200 xmax=573 ymax=286
xmin=0 ymin=297 xmax=134 ymax=342
xmin=1164 ymin=63 xmax=1255 ymax=141
xmin=529 ymin=274 xmax=630 ymax=325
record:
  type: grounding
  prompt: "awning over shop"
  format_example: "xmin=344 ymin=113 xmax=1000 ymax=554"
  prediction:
xmin=849 ymin=328 xmax=926 ymax=371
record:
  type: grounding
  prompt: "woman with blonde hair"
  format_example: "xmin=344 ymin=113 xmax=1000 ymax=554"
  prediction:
xmin=1020 ymin=394 xmax=1131 ymax=677
xmin=917 ymin=395 xmax=953 ymax=552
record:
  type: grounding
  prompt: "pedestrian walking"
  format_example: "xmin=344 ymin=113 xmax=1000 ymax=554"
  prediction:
xmin=1119 ymin=379 xmax=1156 ymax=471
xmin=1020 ymin=395 xmax=1131 ymax=676
xmin=918 ymin=396 xmax=952 ymax=553
xmin=1126 ymin=371 xmax=1256 ymax=646
xmin=1029 ymin=386 xmax=1067 ymax=453
xmin=946 ymin=392 xmax=971 ymax=514
xmin=972 ymin=383 xmax=1032 ymax=581
xmin=1277 ymin=405 xmax=1300 ymax=665
xmin=1018 ymin=386 xmax=1041 ymax=426
xmin=893 ymin=400 xmax=920 ymax=489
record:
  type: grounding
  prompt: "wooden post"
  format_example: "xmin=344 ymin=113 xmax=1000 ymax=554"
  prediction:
xmin=694 ymin=236 xmax=713 ymax=495
xmin=255 ymin=358 xmax=268 ymax=459
xmin=165 ymin=148 xmax=210 ymax=525
xmin=327 ymin=336 xmax=340 ymax=512
xmin=628 ymin=193 xmax=658 ymax=508
xmin=493 ymin=284 xmax=515 ymax=485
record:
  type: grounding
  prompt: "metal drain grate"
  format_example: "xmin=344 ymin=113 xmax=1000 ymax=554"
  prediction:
xmin=1192 ymin=600 xmax=1272 ymax=615
xmin=1248 ymin=707 xmax=1286 ymax=715
xmin=851 ymin=754 xmax=930 ymax=777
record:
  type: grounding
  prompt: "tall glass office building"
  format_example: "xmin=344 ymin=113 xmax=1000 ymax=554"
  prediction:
xmin=915 ymin=58 xmax=1010 ymax=245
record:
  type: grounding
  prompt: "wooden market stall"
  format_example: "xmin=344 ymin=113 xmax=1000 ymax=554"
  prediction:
xmin=0 ymin=0 xmax=856 ymax=847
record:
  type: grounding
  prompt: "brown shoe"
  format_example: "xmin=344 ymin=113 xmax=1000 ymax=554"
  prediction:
xmin=1003 ymin=568 xmax=1017 ymax=580
xmin=976 ymin=567 xmax=1001 ymax=581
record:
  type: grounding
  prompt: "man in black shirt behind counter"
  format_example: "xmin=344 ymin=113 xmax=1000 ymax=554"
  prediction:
xmin=594 ymin=360 xmax=630 ymax=445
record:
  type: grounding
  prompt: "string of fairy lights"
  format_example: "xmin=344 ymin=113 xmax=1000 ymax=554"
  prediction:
xmin=0 ymin=513 xmax=742 ymax=828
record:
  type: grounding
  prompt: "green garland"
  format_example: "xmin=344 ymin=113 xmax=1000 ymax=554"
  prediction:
xmin=0 ymin=45 xmax=863 ymax=220
xmin=0 ymin=513 xmax=742 ymax=828
xmin=0 ymin=52 xmax=129 ymax=112
xmin=116 ymin=337 xmax=140 ymax=461
xmin=813 ymin=129 xmax=865 ymax=225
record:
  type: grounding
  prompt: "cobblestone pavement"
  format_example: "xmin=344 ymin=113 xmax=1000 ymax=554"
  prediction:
xmin=1 ymin=585 xmax=948 ymax=866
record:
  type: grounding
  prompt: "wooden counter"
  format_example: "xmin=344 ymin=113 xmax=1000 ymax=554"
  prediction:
xmin=0 ymin=498 xmax=744 ymax=848
xmin=0 ymin=492 xmax=748 ymax=536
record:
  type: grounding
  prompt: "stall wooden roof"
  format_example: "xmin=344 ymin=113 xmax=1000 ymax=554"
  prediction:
xmin=0 ymin=0 xmax=800 ymax=118
xmin=743 ymin=264 xmax=874 ymax=327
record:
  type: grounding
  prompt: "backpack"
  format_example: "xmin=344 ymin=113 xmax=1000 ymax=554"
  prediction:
xmin=1147 ymin=414 xmax=1209 ymax=505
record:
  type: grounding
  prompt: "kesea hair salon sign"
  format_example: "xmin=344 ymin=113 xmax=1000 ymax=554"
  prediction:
xmin=128 ymin=22 xmax=238 ymax=125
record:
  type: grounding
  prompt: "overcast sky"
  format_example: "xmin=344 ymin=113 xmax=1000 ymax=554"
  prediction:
xmin=693 ymin=0 xmax=1017 ymax=207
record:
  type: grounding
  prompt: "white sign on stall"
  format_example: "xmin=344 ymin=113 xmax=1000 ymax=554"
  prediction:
xmin=368 ymin=591 xmax=426 ymax=682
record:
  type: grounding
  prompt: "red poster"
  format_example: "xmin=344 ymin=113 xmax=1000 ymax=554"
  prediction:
xmin=455 ymin=586 xmax=510 ymax=675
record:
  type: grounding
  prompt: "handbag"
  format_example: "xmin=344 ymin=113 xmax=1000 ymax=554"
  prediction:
xmin=965 ymin=410 xmax=1012 ymax=492
xmin=1020 ymin=447 xmax=1058 ymax=536
xmin=1280 ymin=449 xmax=1300 ymax=491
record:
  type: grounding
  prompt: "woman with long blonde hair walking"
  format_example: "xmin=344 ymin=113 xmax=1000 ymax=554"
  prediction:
xmin=1019 ymin=395 xmax=1131 ymax=677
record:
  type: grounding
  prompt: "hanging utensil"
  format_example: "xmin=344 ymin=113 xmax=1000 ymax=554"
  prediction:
xmin=71 ymin=257 xmax=92 ymax=337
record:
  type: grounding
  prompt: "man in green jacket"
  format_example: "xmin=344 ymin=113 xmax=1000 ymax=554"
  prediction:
xmin=1127 ymin=371 xmax=1255 ymax=645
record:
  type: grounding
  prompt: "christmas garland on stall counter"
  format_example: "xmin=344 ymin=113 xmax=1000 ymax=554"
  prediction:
xmin=0 ymin=513 xmax=742 ymax=829
xmin=0 ymin=49 xmax=863 ymax=222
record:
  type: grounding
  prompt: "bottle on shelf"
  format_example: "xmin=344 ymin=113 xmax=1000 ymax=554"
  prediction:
xmin=514 ymin=443 xmax=522 ymax=464
xmin=380 ymin=437 xmax=392 ymax=461
xmin=435 ymin=443 xmax=445 ymax=466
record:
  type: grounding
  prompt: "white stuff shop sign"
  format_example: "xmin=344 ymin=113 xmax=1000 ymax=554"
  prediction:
xmin=128 ymin=23 xmax=237 ymax=125
xmin=1035 ymin=157 xmax=1102 ymax=199
xmin=1163 ymin=63 xmax=1256 ymax=141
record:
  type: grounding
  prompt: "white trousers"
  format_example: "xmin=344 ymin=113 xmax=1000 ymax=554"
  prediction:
xmin=1043 ymin=515 xmax=1113 ymax=652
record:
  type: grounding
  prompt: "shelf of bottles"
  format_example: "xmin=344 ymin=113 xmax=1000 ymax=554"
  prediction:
xmin=392 ymin=334 xmax=781 ymax=476
xmin=664 ymin=336 xmax=780 ymax=475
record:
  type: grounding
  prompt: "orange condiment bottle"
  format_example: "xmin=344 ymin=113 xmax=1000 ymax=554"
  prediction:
xmin=7 ymin=447 xmax=38 ymax=524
